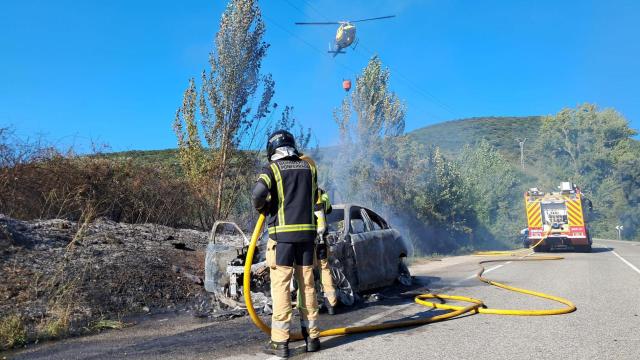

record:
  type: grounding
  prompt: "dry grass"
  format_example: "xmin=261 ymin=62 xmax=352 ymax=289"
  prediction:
xmin=0 ymin=314 xmax=27 ymax=350
xmin=0 ymin=154 xmax=200 ymax=229
xmin=39 ymin=305 xmax=72 ymax=340
xmin=91 ymin=319 xmax=126 ymax=331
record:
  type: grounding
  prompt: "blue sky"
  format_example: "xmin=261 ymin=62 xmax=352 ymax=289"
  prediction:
xmin=1 ymin=0 xmax=639 ymax=152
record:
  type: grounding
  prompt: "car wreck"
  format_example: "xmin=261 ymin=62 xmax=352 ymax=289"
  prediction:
xmin=204 ymin=204 xmax=412 ymax=308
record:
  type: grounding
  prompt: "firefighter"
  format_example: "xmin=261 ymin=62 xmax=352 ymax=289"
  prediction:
xmin=299 ymin=154 xmax=338 ymax=315
xmin=252 ymin=130 xmax=321 ymax=358
xmin=315 ymin=188 xmax=338 ymax=315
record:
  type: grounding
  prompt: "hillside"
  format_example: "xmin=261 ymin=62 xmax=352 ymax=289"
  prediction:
xmin=103 ymin=148 xmax=181 ymax=170
xmin=106 ymin=116 xmax=544 ymax=166
xmin=407 ymin=116 xmax=543 ymax=160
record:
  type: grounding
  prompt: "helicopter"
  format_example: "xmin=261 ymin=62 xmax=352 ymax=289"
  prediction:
xmin=295 ymin=15 xmax=395 ymax=57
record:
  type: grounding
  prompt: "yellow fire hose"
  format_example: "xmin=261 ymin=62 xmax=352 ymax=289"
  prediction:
xmin=243 ymin=215 xmax=576 ymax=340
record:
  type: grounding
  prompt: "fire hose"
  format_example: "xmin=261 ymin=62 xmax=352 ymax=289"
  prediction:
xmin=243 ymin=214 xmax=576 ymax=340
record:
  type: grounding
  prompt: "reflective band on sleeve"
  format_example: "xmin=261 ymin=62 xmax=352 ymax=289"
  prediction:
xmin=258 ymin=174 xmax=271 ymax=189
xmin=268 ymin=224 xmax=316 ymax=234
xmin=270 ymin=163 xmax=286 ymax=225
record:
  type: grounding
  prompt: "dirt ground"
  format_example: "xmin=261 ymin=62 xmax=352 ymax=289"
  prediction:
xmin=0 ymin=214 xmax=245 ymax=349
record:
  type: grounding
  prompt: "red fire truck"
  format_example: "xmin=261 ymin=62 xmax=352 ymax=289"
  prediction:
xmin=524 ymin=182 xmax=593 ymax=252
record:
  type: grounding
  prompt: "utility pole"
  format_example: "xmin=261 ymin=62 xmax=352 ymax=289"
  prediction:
xmin=516 ymin=138 xmax=527 ymax=170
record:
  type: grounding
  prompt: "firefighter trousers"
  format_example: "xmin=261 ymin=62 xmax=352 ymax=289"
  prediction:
xmin=316 ymin=244 xmax=337 ymax=307
xmin=266 ymin=239 xmax=319 ymax=342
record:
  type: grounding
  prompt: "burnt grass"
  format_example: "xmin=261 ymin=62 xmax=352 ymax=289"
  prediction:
xmin=0 ymin=214 xmax=228 ymax=348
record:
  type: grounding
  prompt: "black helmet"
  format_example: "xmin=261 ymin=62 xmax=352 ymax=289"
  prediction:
xmin=267 ymin=130 xmax=297 ymax=160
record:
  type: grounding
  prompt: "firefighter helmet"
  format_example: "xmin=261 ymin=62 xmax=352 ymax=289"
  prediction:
xmin=267 ymin=130 xmax=297 ymax=160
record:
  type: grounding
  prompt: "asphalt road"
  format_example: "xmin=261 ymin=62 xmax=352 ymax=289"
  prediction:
xmin=7 ymin=239 xmax=640 ymax=360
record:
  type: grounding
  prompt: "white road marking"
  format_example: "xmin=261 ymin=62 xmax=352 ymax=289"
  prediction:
xmin=349 ymin=303 xmax=415 ymax=327
xmin=452 ymin=261 xmax=512 ymax=286
xmin=262 ymin=257 xmax=522 ymax=359
xmin=484 ymin=262 xmax=512 ymax=274
xmin=609 ymin=249 xmax=640 ymax=276
xmin=350 ymin=260 xmax=515 ymax=327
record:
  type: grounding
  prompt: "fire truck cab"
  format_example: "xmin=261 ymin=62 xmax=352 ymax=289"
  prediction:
xmin=524 ymin=182 xmax=593 ymax=252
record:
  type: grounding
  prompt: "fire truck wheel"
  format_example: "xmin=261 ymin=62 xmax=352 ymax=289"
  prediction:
xmin=533 ymin=245 xmax=549 ymax=253
xmin=575 ymin=245 xmax=592 ymax=253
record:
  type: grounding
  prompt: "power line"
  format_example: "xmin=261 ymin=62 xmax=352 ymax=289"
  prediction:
xmin=291 ymin=0 xmax=460 ymax=120
xmin=354 ymin=42 xmax=459 ymax=120
xmin=276 ymin=1 xmax=455 ymax=122
xmin=298 ymin=0 xmax=332 ymax=22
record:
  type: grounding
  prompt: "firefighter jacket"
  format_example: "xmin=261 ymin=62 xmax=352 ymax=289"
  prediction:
xmin=317 ymin=189 xmax=332 ymax=215
xmin=253 ymin=156 xmax=319 ymax=243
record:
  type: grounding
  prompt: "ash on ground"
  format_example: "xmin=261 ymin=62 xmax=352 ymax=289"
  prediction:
xmin=0 ymin=214 xmax=266 ymax=346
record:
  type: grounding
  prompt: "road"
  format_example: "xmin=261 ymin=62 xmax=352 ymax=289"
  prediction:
xmin=7 ymin=239 xmax=640 ymax=360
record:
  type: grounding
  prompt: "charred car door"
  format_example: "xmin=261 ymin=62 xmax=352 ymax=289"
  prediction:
xmin=348 ymin=207 xmax=408 ymax=292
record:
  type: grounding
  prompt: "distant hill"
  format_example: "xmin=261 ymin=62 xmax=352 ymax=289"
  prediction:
xmin=103 ymin=148 xmax=181 ymax=170
xmin=105 ymin=116 xmax=544 ymax=167
xmin=406 ymin=116 xmax=543 ymax=160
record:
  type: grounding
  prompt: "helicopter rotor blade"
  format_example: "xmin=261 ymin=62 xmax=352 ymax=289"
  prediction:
xmin=349 ymin=15 xmax=396 ymax=23
xmin=295 ymin=21 xmax=341 ymax=25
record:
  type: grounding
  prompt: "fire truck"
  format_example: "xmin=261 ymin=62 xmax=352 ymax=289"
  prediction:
xmin=524 ymin=182 xmax=593 ymax=252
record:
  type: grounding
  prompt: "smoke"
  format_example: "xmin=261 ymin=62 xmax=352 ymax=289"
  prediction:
xmin=316 ymin=139 xmax=445 ymax=257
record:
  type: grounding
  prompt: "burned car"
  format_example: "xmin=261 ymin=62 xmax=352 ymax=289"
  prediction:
xmin=204 ymin=204 xmax=411 ymax=307
xmin=323 ymin=204 xmax=412 ymax=305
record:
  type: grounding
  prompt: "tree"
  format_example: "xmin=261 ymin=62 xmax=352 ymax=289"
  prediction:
xmin=331 ymin=56 xmax=476 ymax=253
xmin=173 ymin=0 xmax=275 ymax=225
xmin=336 ymin=55 xmax=405 ymax=146
xmin=458 ymin=140 xmax=522 ymax=246
xmin=332 ymin=55 xmax=406 ymax=204
xmin=536 ymin=104 xmax=640 ymax=240
xmin=538 ymin=103 xmax=636 ymax=190
xmin=173 ymin=79 xmax=208 ymax=184
xmin=266 ymin=105 xmax=313 ymax=153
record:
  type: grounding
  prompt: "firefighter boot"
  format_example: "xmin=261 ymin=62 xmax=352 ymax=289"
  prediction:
xmin=264 ymin=340 xmax=289 ymax=358
xmin=306 ymin=337 xmax=321 ymax=352
xmin=325 ymin=297 xmax=336 ymax=315
xmin=301 ymin=327 xmax=321 ymax=352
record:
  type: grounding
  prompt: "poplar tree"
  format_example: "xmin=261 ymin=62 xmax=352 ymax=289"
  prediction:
xmin=173 ymin=0 xmax=274 ymax=224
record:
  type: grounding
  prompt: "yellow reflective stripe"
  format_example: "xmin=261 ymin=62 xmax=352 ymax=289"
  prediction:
xmin=309 ymin=163 xmax=317 ymax=226
xmin=258 ymin=174 xmax=271 ymax=189
xmin=268 ymin=224 xmax=316 ymax=234
xmin=270 ymin=163 xmax=285 ymax=225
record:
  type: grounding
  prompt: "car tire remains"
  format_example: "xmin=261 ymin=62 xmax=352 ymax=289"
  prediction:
xmin=397 ymin=259 xmax=412 ymax=286
xmin=331 ymin=266 xmax=355 ymax=306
